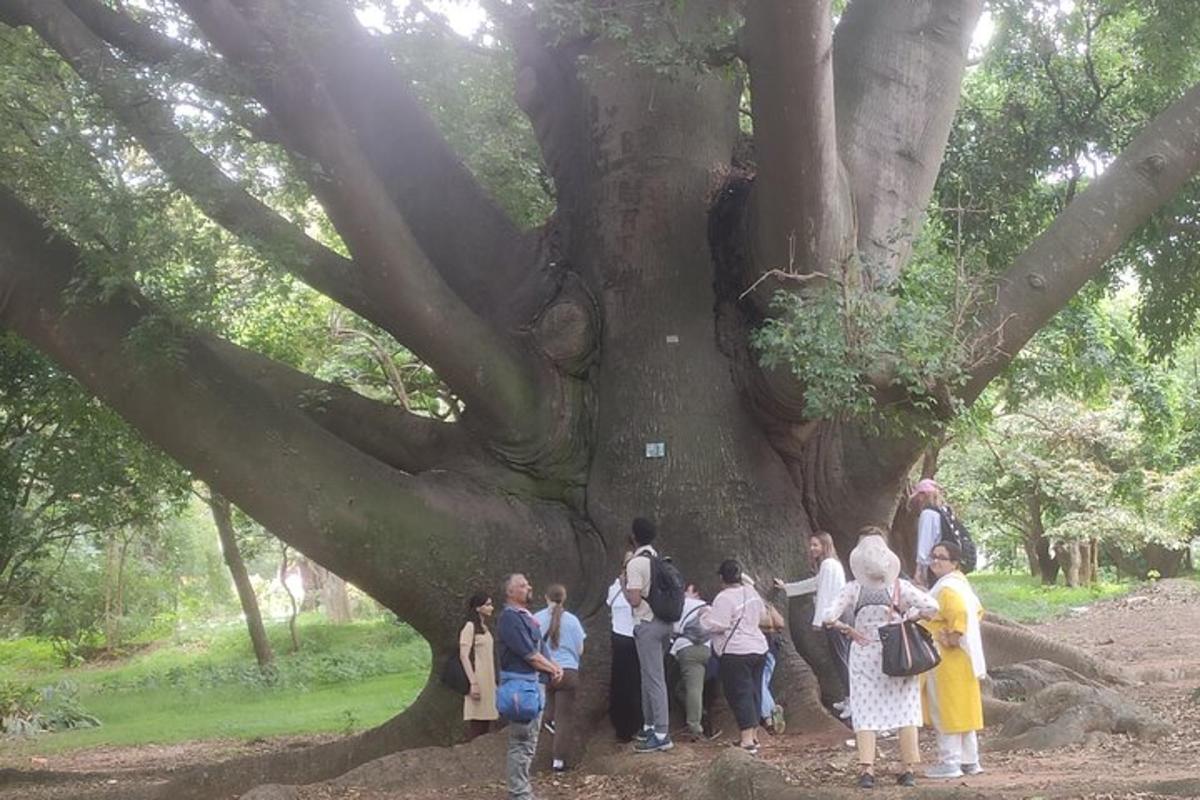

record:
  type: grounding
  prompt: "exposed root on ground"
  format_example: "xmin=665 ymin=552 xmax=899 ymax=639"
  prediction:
xmin=990 ymin=681 xmax=1169 ymax=751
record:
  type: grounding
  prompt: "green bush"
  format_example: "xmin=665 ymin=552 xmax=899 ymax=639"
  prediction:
xmin=0 ymin=680 xmax=100 ymax=736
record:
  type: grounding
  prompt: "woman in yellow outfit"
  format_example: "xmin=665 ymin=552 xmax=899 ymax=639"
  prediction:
xmin=921 ymin=541 xmax=986 ymax=779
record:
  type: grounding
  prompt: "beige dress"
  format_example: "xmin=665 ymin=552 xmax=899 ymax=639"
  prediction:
xmin=460 ymin=622 xmax=498 ymax=721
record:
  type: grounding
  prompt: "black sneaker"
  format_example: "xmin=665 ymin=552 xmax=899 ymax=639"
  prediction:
xmin=896 ymin=771 xmax=916 ymax=787
xmin=633 ymin=728 xmax=652 ymax=745
xmin=858 ymin=773 xmax=875 ymax=789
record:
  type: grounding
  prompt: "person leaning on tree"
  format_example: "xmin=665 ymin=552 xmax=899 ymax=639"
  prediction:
xmin=623 ymin=517 xmax=675 ymax=753
xmin=458 ymin=591 xmax=499 ymax=741
xmin=921 ymin=541 xmax=987 ymax=779
xmin=606 ymin=555 xmax=643 ymax=741
xmin=533 ymin=583 xmax=586 ymax=773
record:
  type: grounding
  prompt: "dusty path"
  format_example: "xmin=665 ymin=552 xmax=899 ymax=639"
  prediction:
xmin=3 ymin=579 xmax=1199 ymax=800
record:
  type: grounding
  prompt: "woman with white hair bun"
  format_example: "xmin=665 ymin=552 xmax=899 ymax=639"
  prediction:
xmin=824 ymin=528 xmax=939 ymax=789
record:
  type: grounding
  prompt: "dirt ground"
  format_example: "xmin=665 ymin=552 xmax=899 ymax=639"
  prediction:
xmin=3 ymin=579 xmax=1199 ymax=800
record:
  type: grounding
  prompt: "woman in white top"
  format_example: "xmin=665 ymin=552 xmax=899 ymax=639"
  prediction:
xmin=702 ymin=559 xmax=770 ymax=754
xmin=775 ymin=531 xmax=850 ymax=714
xmin=606 ymin=554 xmax=643 ymax=741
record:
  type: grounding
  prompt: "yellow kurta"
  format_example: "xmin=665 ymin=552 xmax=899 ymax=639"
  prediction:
xmin=921 ymin=584 xmax=983 ymax=733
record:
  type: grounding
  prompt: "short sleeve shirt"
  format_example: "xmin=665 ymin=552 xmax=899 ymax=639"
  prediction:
xmin=533 ymin=608 xmax=586 ymax=670
xmin=496 ymin=604 xmax=543 ymax=678
xmin=624 ymin=545 xmax=656 ymax=623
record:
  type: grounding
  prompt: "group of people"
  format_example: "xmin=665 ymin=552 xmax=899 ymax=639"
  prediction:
xmin=457 ymin=481 xmax=987 ymax=798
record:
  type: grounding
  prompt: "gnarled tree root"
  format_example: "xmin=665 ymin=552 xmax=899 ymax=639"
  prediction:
xmin=989 ymin=681 xmax=1169 ymax=751
xmin=152 ymin=677 xmax=460 ymax=800
xmin=981 ymin=617 xmax=1132 ymax=685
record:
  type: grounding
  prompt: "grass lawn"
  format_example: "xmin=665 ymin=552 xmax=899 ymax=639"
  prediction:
xmin=0 ymin=614 xmax=430 ymax=757
xmin=971 ymin=572 xmax=1137 ymax=623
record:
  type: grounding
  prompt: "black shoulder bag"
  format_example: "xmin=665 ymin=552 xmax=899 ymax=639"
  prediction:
xmin=878 ymin=580 xmax=940 ymax=677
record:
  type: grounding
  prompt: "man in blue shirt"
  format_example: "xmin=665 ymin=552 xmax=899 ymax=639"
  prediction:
xmin=497 ymin=573 xmax=562 ymax=800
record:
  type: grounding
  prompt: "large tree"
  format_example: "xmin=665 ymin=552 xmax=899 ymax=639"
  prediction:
xmin=1 ymin=0 xmax=1199 ymax=791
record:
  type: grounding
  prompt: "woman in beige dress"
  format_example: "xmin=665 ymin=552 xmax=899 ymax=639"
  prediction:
xmin=459 ymin=591 xmax=498 ymax=739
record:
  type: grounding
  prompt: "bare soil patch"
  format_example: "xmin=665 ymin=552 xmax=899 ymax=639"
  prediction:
xmin=3 ymin=579 xmax=1199 ymax=800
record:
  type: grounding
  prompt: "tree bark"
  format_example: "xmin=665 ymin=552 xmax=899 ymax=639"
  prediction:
xmin=208 ymin=492 xmax=274 ymax=670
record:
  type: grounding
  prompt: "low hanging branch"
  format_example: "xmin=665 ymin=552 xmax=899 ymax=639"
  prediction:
xmin=964 ymin=81 xmax=1200 ymax=401
xmin=0 ymin=185 xmax=594 ymax=643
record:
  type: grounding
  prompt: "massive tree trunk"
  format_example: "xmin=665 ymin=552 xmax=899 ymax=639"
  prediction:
xmin=1 ymin=0 xmax=1199 ymax=794
xmin=208 ymin=492 xmax=275 ymax=670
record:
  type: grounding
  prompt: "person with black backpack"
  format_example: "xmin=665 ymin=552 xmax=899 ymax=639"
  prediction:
xmin=623 ymin=517 xmax=684 ymax=753
xmin=910 ymin=479 xmax=978 ymax=586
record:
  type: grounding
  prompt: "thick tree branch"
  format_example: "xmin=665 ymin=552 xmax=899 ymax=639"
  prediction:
xmin=964 ymin=82 xmax=1200 ymax=401
xmin=0 ymin=184 xmax=599 ymax=642
xmin=833 ymin=0 xmax=985 ymax=287
xmin=203 ymin=0 xmax=540 ymax=325
xmin=0 ymin=0 xmax=373 ymax=322
xmin=743 ymin=0 xmax=854 ymax=285
xmin=175 ymin=0 xmax=553 ymax=452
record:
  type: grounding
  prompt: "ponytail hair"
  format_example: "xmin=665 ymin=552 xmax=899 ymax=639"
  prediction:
xmin=545 ymin=584 xmax=567 ymax=649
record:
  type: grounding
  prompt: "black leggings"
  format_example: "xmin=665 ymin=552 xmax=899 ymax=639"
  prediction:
xmin=719 ymin=652 xmax=766 ymax=732
xmin=609 ymin=633 xmax=643 ymax=740
xmin=824 ymin=626 xmax=852 ymax=698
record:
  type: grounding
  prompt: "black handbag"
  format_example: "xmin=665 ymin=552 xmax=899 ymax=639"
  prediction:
xmin=878 ymin=581 xmax=940 ymax=677
xmin=440 ymin=624 xmax=476 ymax=695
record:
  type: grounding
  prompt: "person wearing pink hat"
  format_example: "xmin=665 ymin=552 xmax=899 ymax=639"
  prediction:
xmin=909 ymin=479 xmax=944 ymax=587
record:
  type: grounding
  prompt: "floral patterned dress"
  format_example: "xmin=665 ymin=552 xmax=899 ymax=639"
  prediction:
xmin=825 ymin=579 xmax=939 ymax=732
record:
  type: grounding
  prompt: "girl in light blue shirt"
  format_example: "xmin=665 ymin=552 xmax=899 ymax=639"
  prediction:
xmin=534 ymin=584 xmax=586 ymax=771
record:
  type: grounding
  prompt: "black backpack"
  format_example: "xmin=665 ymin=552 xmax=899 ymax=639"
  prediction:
xmin=642 ymin=552 xmax=686 ymax=623
xmin=935 ymin=505 xmax=978 ymax=573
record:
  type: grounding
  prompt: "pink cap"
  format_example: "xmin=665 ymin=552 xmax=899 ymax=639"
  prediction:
xmin=909 ymin=478 xmax=940 ymax=501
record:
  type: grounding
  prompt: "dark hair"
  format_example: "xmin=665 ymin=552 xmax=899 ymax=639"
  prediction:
xmin=933 ymin=540 xmax=962 ymax=565
xmin=856 ymin=525 xmax=889 ymax=543
xmin=631 ymin=517 xmax=657 ymax=546
xmin=465 ymin=591 xmax=491 ymax=633
xmin=545 ymin=584 xmax=566 ymax=649
xmin=718 ymin=558 xmax=742 ymax=585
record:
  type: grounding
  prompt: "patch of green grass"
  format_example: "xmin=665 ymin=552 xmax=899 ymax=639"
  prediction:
xmin=0 ymin=637 xmax=58 ymax=674
xmin=0 ymin=615 xmax=430 ymax=757
xmin=971 ymin=572 xmax=1137 ymax=623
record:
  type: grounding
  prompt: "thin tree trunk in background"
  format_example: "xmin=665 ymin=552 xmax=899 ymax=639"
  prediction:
xmin=208 ymin=491 xmax=274 ymax=669
xmin=280 ymin=545 xmax=300 ymax=653
xmin=319 ymin=566 xmax=352 ymax=624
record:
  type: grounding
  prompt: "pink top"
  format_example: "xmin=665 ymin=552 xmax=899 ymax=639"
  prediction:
xmin=702 ymin=585 xmax=768 ymax=656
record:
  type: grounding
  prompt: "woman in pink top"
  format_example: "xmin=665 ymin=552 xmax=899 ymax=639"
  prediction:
xmin=701 ymin=559 xmax=769 ymax=753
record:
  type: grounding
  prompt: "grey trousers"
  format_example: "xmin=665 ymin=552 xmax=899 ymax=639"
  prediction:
xmin=675 ymin=644 xmax=710 ymax=735
xmin=634 ymin=618 xmax=673 ymax=734
xmin=506 ymin=707 xmax=542 ymax=799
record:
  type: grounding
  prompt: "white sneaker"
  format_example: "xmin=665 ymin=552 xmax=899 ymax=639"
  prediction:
xmin=962 ymin=763 xmax=984 ymax=775
xmin=837 ymin=706 xmax=852 ymax=720
xmin=925 ymin=763 xmax=964 ymax=779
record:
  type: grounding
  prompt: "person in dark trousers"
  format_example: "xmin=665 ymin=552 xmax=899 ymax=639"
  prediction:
xmin=702 ymin=559 xmax=770 ymax=754
xmin=496 ymin=573 xmax=562 ymax=800
xmin=607 ymin=554 xmax=643 ymax=741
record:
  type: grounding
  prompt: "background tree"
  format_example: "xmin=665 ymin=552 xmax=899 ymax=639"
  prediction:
xmin=0 ymin=0 xmax=1198 ymax=792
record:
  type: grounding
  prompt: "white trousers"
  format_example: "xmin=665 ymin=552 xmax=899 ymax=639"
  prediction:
xmin=936 ymin=730 xmax=979 ymax=767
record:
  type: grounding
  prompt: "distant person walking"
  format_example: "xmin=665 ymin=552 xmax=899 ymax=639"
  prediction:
xmin=922 ymin=541 xmax=986 ymax=779
xmin=824 ymin=531 xmax=939 ymax=788
xmin=703 ymin=559 xmax=770 ymax=754
xmin=459 ymin=592 xmax=499 ymax=740
xmin=534 ymin=584 xmax=586 ymax=772
xmin=624 ymin=518 xmax=676 ymax=753
xmin=496 ymin=574 xmax=562 ymax=800
xmin=606 ymin=558 xmax=643 ymax=741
